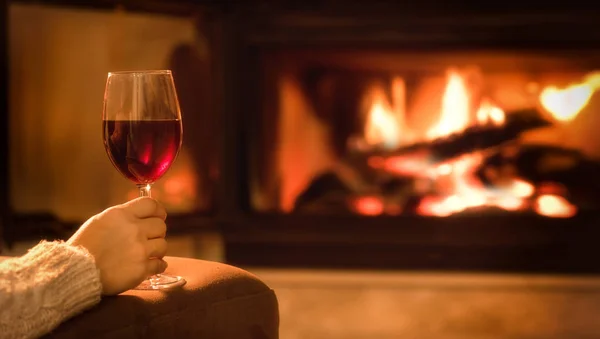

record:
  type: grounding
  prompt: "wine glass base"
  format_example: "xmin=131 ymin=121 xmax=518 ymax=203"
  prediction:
xmin=134 ymin=274 xmax=186 ymax=290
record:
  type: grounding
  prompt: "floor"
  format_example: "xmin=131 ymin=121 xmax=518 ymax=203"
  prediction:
xmin=5 ymin=234 xmax=600 ymax=338
xmin=251 ymin=268 xmax=600 ymax=339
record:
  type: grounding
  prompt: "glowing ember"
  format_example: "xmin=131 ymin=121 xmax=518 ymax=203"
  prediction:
xmin=381 ymin=151 xmax=432 ymax=178
xmin=495 ymin=196 xmax=526 ymax=211
xmin=353 ymin=196 xmax=384 ymax=216
xmin=534 ymin=194 xmax=577 ymax=218
xmin=415 ymin=161 xmax=536 ymax=217
xmin=508 ymin=179 xmax=535 ymax=198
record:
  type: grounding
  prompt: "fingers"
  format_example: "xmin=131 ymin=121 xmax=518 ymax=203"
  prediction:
xmin=124 ymin=197 xmax=167 ymax=220
xmin=146 ymin=238 xmax=168 ymax=259
xmin=143 ymin=217 xmax=167 ymax=239
xmin=147 ymin=258 xmax=168 ymax=276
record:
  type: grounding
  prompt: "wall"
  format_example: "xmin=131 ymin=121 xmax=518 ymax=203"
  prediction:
xmin=8 ymin=4 xmax=201 ymax=221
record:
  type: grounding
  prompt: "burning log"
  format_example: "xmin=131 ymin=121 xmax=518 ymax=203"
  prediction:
xmin=294 ymin=172 xmax=353 ymax=213
xmin=293 ymin=168 xmax=415 ymax=214
xmin=477 ymin=144 xmax=600 ymax=209
xmin=362 ymin=108 xmax=551 ymax=163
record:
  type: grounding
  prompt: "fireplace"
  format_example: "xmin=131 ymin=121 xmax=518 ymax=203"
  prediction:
xmin=220 ymin=4 xmax=600 ymax=272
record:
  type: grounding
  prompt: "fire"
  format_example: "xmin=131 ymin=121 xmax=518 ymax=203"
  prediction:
xmin=477 ymin=98 xmax=505 ymax=126
xmin=363 ymin=77 xmax=410 ymax=149
xmin=393 ymin=69 xmax=520 ymax=216
xmin=415 ymin=154 xmax=533 ymax=217
xmin=540 ymin=71 xmax=600 ymax=122
xmin=427 ymin=69 xmax=475 ymax=139
xmin=364 ymin=100 xmax=401 ymax=149
xmin=358 ymin=67 xmax=579 ymax=218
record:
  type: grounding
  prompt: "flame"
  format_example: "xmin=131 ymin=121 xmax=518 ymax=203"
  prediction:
xmin=363 ymin=70 xmax=506 ymax=149
xmin=540 ymin=72 xmax=600 ymax=122
xmin=427 ymin=69 xmax=472 ymax=139
xmin=365 ymin=101 xmax=401 ymax=149
xmin=363 ymin=78 xmax=410 ymax=149
xmin=426 ymin=69 xmax=505 ymax=140
xmin=477 ymin=98 xmax=505 ymax=126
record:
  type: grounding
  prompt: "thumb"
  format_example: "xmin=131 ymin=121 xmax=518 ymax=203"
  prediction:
xmin=124 ymin=197 xmax=167 ymax=220
xmin=147 ymin=258 xmax=168 ymax=276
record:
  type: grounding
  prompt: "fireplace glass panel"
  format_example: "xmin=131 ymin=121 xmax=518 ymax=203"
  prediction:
xmin=251 ymin=49 xmax=600 ymax=218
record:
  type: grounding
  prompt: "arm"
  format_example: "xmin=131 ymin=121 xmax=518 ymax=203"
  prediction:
xmin=0 ymin=241 xmax=102 ymax=339
xmin=0 ymin=197 xmax=169 ymax=339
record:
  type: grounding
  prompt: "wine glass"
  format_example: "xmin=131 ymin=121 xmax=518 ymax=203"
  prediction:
xmin=102 ymin=70 xmax=185 ymax=290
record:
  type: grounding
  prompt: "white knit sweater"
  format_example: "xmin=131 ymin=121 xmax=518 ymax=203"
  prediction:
xmin=0 ymin=241 xmax=102 ymax=339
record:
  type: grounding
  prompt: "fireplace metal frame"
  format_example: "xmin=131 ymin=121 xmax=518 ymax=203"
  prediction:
xmin=219 ymin=4 xmax=600 ymax=272
xmin=1 ymin=0 xmax=8 ymax=248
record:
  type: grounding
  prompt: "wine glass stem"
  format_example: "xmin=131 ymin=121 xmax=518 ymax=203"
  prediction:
xmin=138 ymin=184 xmax=152 ymax=197
xmin=137 ymin=183 xmax=159 ymax=287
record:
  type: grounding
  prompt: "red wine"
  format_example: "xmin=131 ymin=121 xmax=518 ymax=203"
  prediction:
xmin=103 ymin=120 xmax=182 ymax=184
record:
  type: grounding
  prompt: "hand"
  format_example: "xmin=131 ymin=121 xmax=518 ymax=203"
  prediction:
xmin=67 ymin=197 xmax=169 ymax=295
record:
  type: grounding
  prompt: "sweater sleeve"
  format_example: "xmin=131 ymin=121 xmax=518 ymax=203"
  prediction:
xmin=0 ymin=241 xmax=103 ymax=339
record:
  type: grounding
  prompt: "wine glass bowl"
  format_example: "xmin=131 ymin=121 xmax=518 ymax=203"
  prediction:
xmin=102 ymin=70 xmax=185 ymax=290
xmin=103 ymin=119 xmax=182 ymax=186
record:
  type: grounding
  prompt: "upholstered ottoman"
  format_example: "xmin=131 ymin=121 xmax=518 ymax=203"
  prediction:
xmin=43 ymin=257 xmax=279 ymax=339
